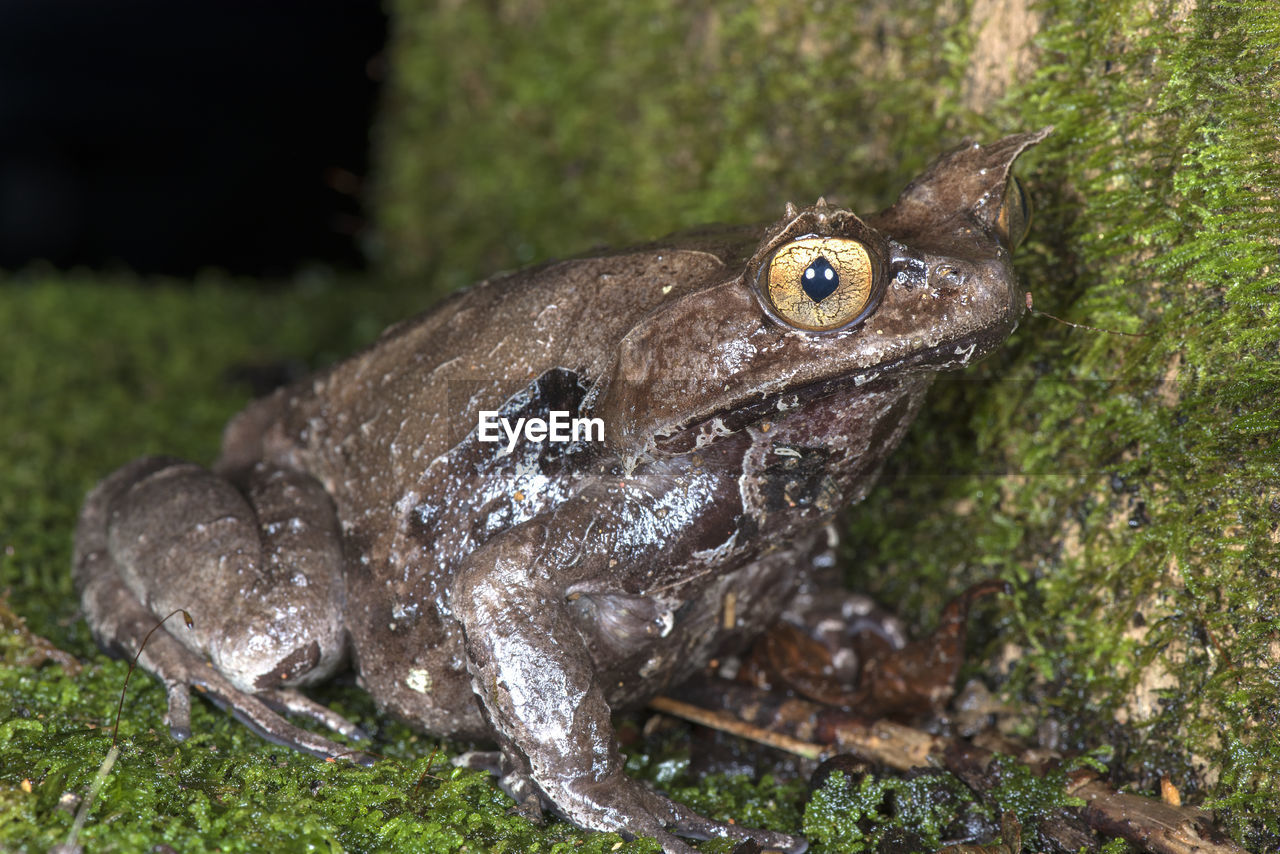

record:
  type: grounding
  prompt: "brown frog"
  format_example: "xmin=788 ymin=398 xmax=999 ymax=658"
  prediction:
xmin=74 ymin=129 xmax=1050 ymax=853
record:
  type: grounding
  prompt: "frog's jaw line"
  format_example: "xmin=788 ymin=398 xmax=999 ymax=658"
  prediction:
xmin=653 ymin=364 xmax=932 ymax=458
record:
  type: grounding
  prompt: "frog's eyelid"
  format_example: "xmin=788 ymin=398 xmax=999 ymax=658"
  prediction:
xmin=757 ymin=237 xmax=884 ymax=333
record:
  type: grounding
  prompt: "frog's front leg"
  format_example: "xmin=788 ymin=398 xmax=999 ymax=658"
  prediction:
xmin=453 ymin=515 xmax=807 ymax=854
xmin=73 ymin=456 xmax=367 ymax=759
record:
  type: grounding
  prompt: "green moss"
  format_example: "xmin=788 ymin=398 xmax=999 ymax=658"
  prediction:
xmin=0 ymin=648 xmax=644 ymax=854
xmin=667 ymin=773 xmax=808 ymax=842
xmin=374 ymin=0 xmax=979 ymax=290
xmin=803 ymin=771 xmax=970 ymax=852
xmin=800 ymin=760 xmax=1091 ymax=853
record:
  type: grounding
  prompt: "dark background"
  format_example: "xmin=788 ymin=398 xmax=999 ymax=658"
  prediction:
xmin=0 ymin=0 xmax=387 ymax=276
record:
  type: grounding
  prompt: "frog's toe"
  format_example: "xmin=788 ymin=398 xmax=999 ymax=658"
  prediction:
xmin=658 ymin=795 xmax=807 ymax=853
xmin=164 ymin=682 xmax=193 ymax=740
xmin=507 ymin=791 xmax=547 ymax=824
xmin=501 ymin=770 xmax=553 ymax=818
xmin=552 ymin=773 xmax=803 ymax=854
xmin=148 ymin=630 xmax=370 ymax=763
xmin=194 ymin=671 xmax=374 ymax=764
xmin=260 ymin=688 xmax=370 ymax=741
xmin=671 ymin=816 xmax=807 ymax=853
xmin=453 ymin=750 xmax=557 ymax=818
xmin=737 ymin=831 xmax=808 ymax=854
xmin=452 ymin=749 xmax=503 ymax=774
xmin=730 ymin=841 xmax=808 ymax=854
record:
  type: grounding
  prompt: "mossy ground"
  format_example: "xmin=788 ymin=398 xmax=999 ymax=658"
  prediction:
xmin=2 ymin=0 xmax=1277 ymax=851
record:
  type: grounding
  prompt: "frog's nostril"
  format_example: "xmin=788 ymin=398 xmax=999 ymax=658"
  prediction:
xmin=933 ymin=264 xmax=966 ymax=288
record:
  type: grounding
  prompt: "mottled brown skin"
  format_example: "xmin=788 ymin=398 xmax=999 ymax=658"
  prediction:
xmin=74 ymin=130 xmax=1049 ymax=853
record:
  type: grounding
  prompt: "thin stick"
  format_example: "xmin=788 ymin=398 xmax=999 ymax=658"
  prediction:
xmin=1025 ymin=292 xmax=1146 ymax=337
xmin=61 ymin=744 xmax=118 ymax=852
xmin=648 ymin=695 xmax=825 ymax=760
xmin=112 ymin=608 xmax=192 ymax=750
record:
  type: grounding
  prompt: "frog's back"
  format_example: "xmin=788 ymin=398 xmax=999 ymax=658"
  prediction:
xmin=223 ymin=241 xmax=748 ymax=535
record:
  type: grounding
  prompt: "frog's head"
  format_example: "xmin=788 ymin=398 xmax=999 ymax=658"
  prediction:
xmin=749 ymin=127 xmax=1052 ymax=355
xmin=597 ymin=129 xmax=1052 ymax=453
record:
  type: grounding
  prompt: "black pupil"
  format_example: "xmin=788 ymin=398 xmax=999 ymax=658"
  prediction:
xmin=801 ymin=256 xmax=839 ymax=302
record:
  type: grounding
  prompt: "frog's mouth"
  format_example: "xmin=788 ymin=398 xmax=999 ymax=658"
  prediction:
xmin=651 ymin=359 xmax=920 ymax=456
xmin=650 ymin=307 xmax=1018 ymax=458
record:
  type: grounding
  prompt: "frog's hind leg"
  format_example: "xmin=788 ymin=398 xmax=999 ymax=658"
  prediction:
xmin=74 ymin=456 xmax=369 ymax=762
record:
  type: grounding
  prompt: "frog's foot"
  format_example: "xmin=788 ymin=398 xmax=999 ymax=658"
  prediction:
xmin=456 ymin=726 xmax=803 ymax=851
xmin=193 ymin=663 xmax=376 ymax=765
xmin=96 ymin=567 xmax=373 ymax=763
xmin=451 ymin=744 xmax=805 ymax=851
xmin=552 ymin=773 xmax=808 ymax=854
xmin=73 ymin=456 xmax=369 ymax=764
xmin=83 ymin=559 xmax=374 ymax=763
xmin=452 ymin=750 xmax=552 ymax=822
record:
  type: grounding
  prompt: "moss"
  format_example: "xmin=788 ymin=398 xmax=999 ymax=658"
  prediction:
xmin=802 ymin=770 xmax=978 ymax=852
xmin=0 ymin=645 xmax=643 ymax=853
xmin=1100 ymin=840 xmax=1136 ymax=854
xmin=373 ymin=0 xmax=979 ymax=290
xmin=800 ymin=759 xmax=1093 ymax=853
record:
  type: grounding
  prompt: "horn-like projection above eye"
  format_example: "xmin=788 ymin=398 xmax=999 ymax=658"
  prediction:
xmin=764 ymin=237 xmax=878 ymax=331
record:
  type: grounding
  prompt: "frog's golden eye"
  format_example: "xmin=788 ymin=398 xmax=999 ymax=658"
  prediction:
xmin=763 ymin=237 xmax=877 ymax=332
xmin=996 ymin=175 xmax=1032 ymax=248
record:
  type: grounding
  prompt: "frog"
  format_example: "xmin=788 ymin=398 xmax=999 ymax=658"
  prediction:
xmin=73 ymin=128 xmax=1050 ymax=854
